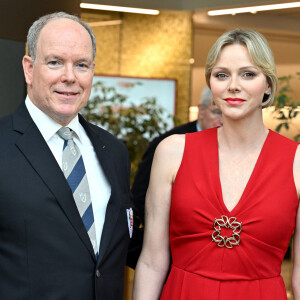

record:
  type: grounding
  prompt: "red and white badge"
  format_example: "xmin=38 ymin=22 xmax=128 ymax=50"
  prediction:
xmin=126 ymin=208 xmax=133 ymax=238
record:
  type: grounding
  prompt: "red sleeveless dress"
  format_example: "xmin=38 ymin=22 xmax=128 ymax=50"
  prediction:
xmin=160 ymin=128 xmax=299 ymax=300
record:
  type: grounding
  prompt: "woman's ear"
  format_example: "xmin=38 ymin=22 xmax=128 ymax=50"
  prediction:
xmin=265 ymin=79 xmax=272 ymax=95
xmin=265 ymin=87 xmax=271 ymax=95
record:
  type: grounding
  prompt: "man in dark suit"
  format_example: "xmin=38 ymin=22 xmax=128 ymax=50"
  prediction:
xmin=131 ymin=87 xmax=223 ymax=224
xmin=0 ymin=12 xmax=133 ymax=300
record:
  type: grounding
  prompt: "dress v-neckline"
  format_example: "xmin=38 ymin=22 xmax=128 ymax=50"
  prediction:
xmin=215 ymin=129 xmax=271 ymax=215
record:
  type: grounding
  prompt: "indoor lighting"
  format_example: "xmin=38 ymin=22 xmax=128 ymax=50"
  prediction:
xmin=208 ymin=1 xmax=300 ymax=16
xmin=80 ymin=3 xmax=160 ymax=15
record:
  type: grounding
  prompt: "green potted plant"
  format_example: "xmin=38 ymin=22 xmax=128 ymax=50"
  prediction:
xmin=82 ymin=81 xmax=175 ymax=183
xmin=273 ymin=73 xmax=300 ymax=142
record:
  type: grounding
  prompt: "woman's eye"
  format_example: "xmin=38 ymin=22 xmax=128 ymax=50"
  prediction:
xmin=215 ymin=73 xmax=227 ymax=79
xmin=243 ymin=72 xmax=255 ymax=78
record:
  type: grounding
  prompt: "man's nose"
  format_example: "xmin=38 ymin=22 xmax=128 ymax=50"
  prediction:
xmin=61 ymin=65 xmax=76 ymax=83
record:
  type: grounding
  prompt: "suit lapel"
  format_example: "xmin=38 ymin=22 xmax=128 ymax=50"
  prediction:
xmin=80 ymin=116 xmax=122 ymax=264
xmin=13 ymin=104 xmax=96 ymax=260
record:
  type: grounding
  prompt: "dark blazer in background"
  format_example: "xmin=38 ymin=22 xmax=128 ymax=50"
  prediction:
xmin=0 ymin=102 xmax=132 ymax=300
xmin=131 ymin=120 xmax=198 ymax=224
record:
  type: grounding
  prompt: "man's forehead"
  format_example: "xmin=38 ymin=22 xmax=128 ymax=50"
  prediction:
xmin=36 ymin=18 xmax=93 ymax=57
xmin=41 ymin=18 xmax=87 ymax=36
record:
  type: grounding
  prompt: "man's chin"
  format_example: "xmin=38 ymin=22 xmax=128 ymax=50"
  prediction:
xmin=51 ymin=110 xmax=77 ymax=126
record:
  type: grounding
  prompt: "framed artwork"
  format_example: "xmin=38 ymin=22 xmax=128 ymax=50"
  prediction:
xmin=90 ymin=74 xmax=177 ymax=129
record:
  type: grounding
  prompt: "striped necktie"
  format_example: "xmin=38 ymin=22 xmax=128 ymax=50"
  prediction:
xmin=57 ymin=127 xmax=98 ymax=258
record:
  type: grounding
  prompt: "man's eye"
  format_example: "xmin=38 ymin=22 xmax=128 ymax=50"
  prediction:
xmin=48 ymin=61 xmax=61 ymax=67
xmin=211 ymin=109 xmax=222 ymax=115
xmin=77 ymin=63 xmax=88 ymax=69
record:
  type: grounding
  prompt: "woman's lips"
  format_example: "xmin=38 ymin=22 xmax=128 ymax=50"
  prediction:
xmin=225 ymin=98 xmax=245 ymax=105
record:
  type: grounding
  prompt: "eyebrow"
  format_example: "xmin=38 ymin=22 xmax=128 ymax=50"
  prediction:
xmin=212 ymin=65 xmax=259 ymax=71
xmin=44 ymin=55 xmax=62 ymax=61
xmin=78 ymin=58 xmax=93 ymax=65
xmin=44 ymin=55 xmax=93 ymax=65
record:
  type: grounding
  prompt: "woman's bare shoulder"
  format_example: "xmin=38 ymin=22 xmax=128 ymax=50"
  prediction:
xmin=294 ymin=144 xmax=300 ymax=199
xmin=156 ymin=134 xmax=185 ymax=156
xmin=151 ymin=134 xmax=186 ymax=182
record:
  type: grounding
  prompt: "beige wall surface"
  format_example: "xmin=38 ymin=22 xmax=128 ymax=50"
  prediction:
xmin=82 ymin=10 xmax=193 ymax=123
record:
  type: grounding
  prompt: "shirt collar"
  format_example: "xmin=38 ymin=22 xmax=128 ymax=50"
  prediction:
xmin=196 ymin=121 xmax=202 ymax=132
xmin=25 ymin=95 xmax=82 ymax=143
xmin=67 ymin=117 xmax=82 ymax=143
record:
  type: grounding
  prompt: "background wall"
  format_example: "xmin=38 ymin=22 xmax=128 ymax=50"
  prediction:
xmin=82 ymin=10 xmax=193 ymax=123
xmin=0 ymin=39 xmax=26 ymax=117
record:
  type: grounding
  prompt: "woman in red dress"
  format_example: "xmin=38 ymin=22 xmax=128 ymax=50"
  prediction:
xmin=133 ymin=29 xmax=300 ymax=300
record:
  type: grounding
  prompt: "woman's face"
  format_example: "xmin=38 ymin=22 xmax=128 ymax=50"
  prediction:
xmin=210 ymin=44 xmax=270 ymax=121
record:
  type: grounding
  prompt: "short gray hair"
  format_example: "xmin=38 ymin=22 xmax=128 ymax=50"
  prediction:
xmin=200 ymin=87 xmax=213 ymax=108
xmin=27 ymin=12 xmax=96 ymax=62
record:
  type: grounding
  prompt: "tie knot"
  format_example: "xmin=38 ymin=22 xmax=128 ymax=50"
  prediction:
xmin=57 ymin=127 xmax=72 ymax=141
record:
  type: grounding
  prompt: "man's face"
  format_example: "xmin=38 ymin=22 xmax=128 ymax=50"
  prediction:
xmin=198 ymin=104 xmax=223 ymax=130
xmin=23 ymin=18 xmax=94 ymax=126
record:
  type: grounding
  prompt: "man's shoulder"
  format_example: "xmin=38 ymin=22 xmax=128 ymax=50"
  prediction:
xmin=0 ymin=112 xmax=16 ymax=134
xmin=0 ymin=101 xmax=33 ymax=133
xmin=0 ymin=114 xmax=12 ymax=126
xmin=150 ymin=121 xmax=197 ymax=148
xmin=169 ymin=120 xmax=198 ymax=134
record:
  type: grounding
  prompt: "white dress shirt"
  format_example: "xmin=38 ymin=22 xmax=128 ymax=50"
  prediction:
xmin=25 ymin=95 xmax=111 ymax=251
xmin=196 ymin=121 xmax=202 ymax=132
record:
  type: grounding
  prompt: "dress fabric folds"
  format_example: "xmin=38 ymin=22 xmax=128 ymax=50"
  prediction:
xmin=160 ymin=128 xmax=299 ymax=300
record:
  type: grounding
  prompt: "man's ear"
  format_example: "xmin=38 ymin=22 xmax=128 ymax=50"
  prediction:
xmin=197 ymin=104 xmax=205 ymax=120
xmin=22 ymin=55 xmax=34 ymax=86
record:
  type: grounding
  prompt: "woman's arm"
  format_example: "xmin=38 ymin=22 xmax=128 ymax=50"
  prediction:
xmin=132 ymin=135 xmax=185 ymax=300
xmin=292 ymin=145 xmax=300 ymax=299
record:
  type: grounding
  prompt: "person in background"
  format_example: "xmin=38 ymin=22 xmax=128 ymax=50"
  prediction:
xmin=133 ymin=29 xmax=300 ymax=299
xmin=131 ymin=87 xmax=222 ymax=224
xmin=0 ymin=12 xmax=133 ymax=300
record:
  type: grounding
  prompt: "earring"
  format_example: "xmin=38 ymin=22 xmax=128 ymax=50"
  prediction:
xmin=262 ymin=92 xmax=272 ymax=108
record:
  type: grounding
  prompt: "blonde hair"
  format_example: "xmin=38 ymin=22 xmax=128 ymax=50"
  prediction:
xmin=205 ymin=29 xmax=277 ymax=108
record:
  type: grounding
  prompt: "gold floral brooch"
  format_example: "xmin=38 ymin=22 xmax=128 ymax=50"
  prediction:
xmin=212 ymin=215 xmax=242 ymax=248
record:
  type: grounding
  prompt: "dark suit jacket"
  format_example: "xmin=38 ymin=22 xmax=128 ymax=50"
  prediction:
xmin=0 ymin=102 xmax=132 ymax=300
xmin=131 ymin=120 xmax=198 ymax=224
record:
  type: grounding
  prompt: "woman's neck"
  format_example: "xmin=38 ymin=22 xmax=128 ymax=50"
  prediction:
xmin=218 ymin=116 xmax=269 ymax=153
